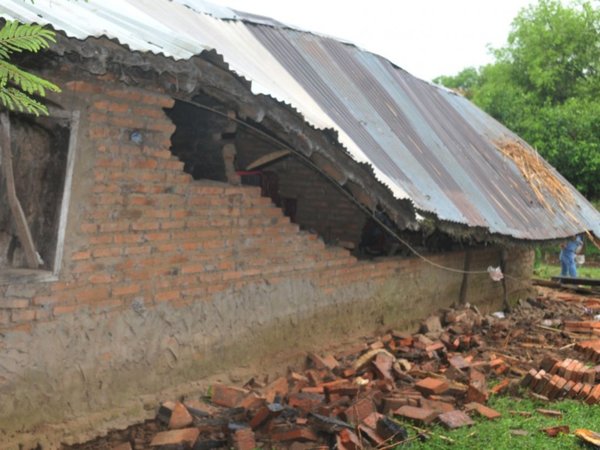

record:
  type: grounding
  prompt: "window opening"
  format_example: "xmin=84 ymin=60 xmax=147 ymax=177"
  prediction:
xmin=0 ymin=109 xmax=78 ymax=282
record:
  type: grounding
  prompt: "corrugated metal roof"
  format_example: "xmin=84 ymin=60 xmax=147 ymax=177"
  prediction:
xmin=2 ymin=0 xmax=599 ymax=240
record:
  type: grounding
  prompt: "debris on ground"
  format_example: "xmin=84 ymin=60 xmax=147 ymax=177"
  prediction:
xmin=66 ymin=286 xmax=600 ymax=449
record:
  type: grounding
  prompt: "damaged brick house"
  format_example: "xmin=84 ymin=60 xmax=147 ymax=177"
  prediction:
xmin=1 ymin=0 xmax=599 ymax=446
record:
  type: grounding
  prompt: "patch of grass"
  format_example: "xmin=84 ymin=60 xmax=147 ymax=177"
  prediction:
xmin=533 ymin=263 xmax=600 ymax=280
xmin=395 ymin=395 xmax=600 ymax=449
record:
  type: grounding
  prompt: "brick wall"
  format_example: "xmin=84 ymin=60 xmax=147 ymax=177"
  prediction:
xmin=0 ymin=76 xmax=534 ymax=445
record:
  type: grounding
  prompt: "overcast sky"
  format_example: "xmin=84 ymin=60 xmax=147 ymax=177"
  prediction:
xmin=209 ymin=0 xmax=535 ymax=81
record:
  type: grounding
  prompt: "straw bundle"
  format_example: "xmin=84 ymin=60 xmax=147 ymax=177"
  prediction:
xmin=495 ymin=139 xmax=572 ymax=213
xmin=495 ymin=140 xmax=599 ymax=249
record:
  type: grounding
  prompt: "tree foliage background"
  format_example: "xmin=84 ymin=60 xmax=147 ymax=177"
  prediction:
xmin=434 ymin=0 xmax=600 ymax=200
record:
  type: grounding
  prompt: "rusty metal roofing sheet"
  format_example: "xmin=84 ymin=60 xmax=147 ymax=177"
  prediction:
xmin=2 ymin=0 xmax=599 ymax=240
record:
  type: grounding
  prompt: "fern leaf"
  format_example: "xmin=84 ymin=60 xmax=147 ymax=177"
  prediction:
xmin=0 ymin=60 xmax=61 ymax=97
xmin=0 ymin=86 xmax=49 ymax=116
xmin=0 ymin=21 xmax=56 ymax=59
xmin=0 ymin=20 xmax=60 ymax=116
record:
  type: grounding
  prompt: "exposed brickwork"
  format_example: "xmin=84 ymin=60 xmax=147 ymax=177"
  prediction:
xmin=0 ymin=69 xmax=529 ymax=326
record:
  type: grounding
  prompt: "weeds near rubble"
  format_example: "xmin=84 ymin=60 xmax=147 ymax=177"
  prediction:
xmin=395 ymin=395 xmax=600 ymax=449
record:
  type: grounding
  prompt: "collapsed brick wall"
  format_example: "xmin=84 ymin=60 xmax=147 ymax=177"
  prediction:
xmin=235 ymin=129 xmax=367 ymax=246
xmin=0 ymin=75 xmax=534 ymax=445
xmin=266 ymin=158 xmax=367 ymax=245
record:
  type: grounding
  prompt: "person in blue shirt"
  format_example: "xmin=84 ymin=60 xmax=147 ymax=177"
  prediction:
xmin=559 ymin=234 xmax=583 ymax=277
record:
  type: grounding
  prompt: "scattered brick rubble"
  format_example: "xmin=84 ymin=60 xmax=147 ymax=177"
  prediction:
xmin=67 ymin=287 xmax=600 ymax=449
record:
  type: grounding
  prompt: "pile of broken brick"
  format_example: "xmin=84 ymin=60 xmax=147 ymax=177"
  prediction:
xmin=70 ymin=289 xmax=600 ymax=450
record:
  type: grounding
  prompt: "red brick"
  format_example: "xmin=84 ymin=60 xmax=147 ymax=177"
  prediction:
xmin=66 ymin=80 xmax=103 ymax=93
xmin=211 ymin=384 xmax=249 ymax=408
xmin=106 ymin=88 xmax=143 ymax=101
xmin=373 ymin=351 xmax=394 ymax=381
xmin=542 ymin=425 xmax=570 ymax=437
xmin=92 ymin=247 xmax=122 ymax=258
xmin=249 ymin=405 xmax=272 ymax=430
xmin=263 ymin=376 xmax=288 ymax=404
xmin=469 ymin=368 xmax=486 ymax=384
xmin=578 ymin=383 xmax=593 ymax=400
xmin=88 ymin=273 xmax=112 ymax=284
xmin=168 ymin=402 xmax=193 ymax=429
xmin=561 ymin=380 xmax=575 ymax=398
xmin=585 ymin=384 xmax=600 ymax=405
xmin=533 ymin=374 xmax=551 ymax=395
xmin=131 ymin=221 xmax=159 ymax=231
xmin=11 ymin=309 xmax=36 ymax=323
xmin=53 ymin=304 xmax=79 ymax=316
xmin=271 ymin=428 xmax=318 ymax=442
xmin=358 ymin=422 xmax=386 ymax=446
xmin=155 ymin=290 xmax=179 ymax=302
xmin=343 ymin=397 xmax=376 ymax=425
xmin=112 ymin=284 xmax=141 ymax=297
xmin=536 ymin=408 xmax=562 ymax=417
xmin=111 ymin=443 xmax=132 ymax=450
xmin=549 ymin=361 xmax=561 ymax=375
xmin=71 ymin=250 xmax=92 ymax=261
xmin=438 ymin=410 xmax=474 ymax=429
xmin=466 ymin=382 xmax=488 ymax=404
xmin=394 ymin=405 xmax=439 ymax=424
xmin=490 ymin=379 xmax=510 ymax=395
xmin=336 ymin=428 xmax=361 ymax=450
xmin=556 ymin=359 xmax=571 ymax=377
xmin=89 ymin=234 xmax=114 ymax=245
xmin=549 ymin=377 xmax=568 ymax=400
xmin=464 ymin=402 xmax=501 ymax=419
xmin=540 ymin=355 xmax=560 ymax=372
xmin=420 ymin=398 xmax=455 ymax=413
xmin=415 ymin=377 xmax=449 ymax=396
xmin=288 ymin=392 xmax=325 ymax=413
xmin=583 ymin=369 xmax=596 ymax=384
xmin=564 ymin=360 xmax=578 ymax=380
xmin=1 ymin=298 xmax=29 ymax=309
xmin=521 ymin=368 xmax=538 ymax=388
xmin=232 ymin=428 xmax=256 ymax=450
xmin=542 ymin=375 xmax=560 ymax=397
xmin=449 ymin=355 xmax=470 ymax=370
xmin=149 ymin=428 xmax=199 ymax=447
xmin=569 ymin=382 xmax=583 ymax=398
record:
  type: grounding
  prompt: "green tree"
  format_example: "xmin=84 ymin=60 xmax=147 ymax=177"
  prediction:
xmin=0 ymin=20 xmax=60 ymax=115
xmin=433 ymin=66 xmax=480 ymax=98
xmin=434 ymin=0 xmax=600 ymax=199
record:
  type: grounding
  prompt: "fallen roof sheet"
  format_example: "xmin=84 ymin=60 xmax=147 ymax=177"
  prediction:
xmin=2 ymin=0 xmax=599 ymax=240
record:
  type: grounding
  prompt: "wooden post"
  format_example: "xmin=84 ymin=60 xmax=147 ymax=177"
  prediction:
xmin=500 ymin=248 xmax=511 ymax=313
xmin=0 ymin=112 xmax=39 ymax=269
xmin=459 ymin=249 xmax=472 ymax=304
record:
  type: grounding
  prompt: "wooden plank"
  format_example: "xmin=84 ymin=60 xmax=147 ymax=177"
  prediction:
xmin=552 ymin=276 xmax=600 ymax=287
xmin=52 ymin=110 xmax=80 ymax=275
xmin=0 ymin=112 xmax=39 ymax=269
xmin=246 ymin=150 xmax=290 ymax=170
